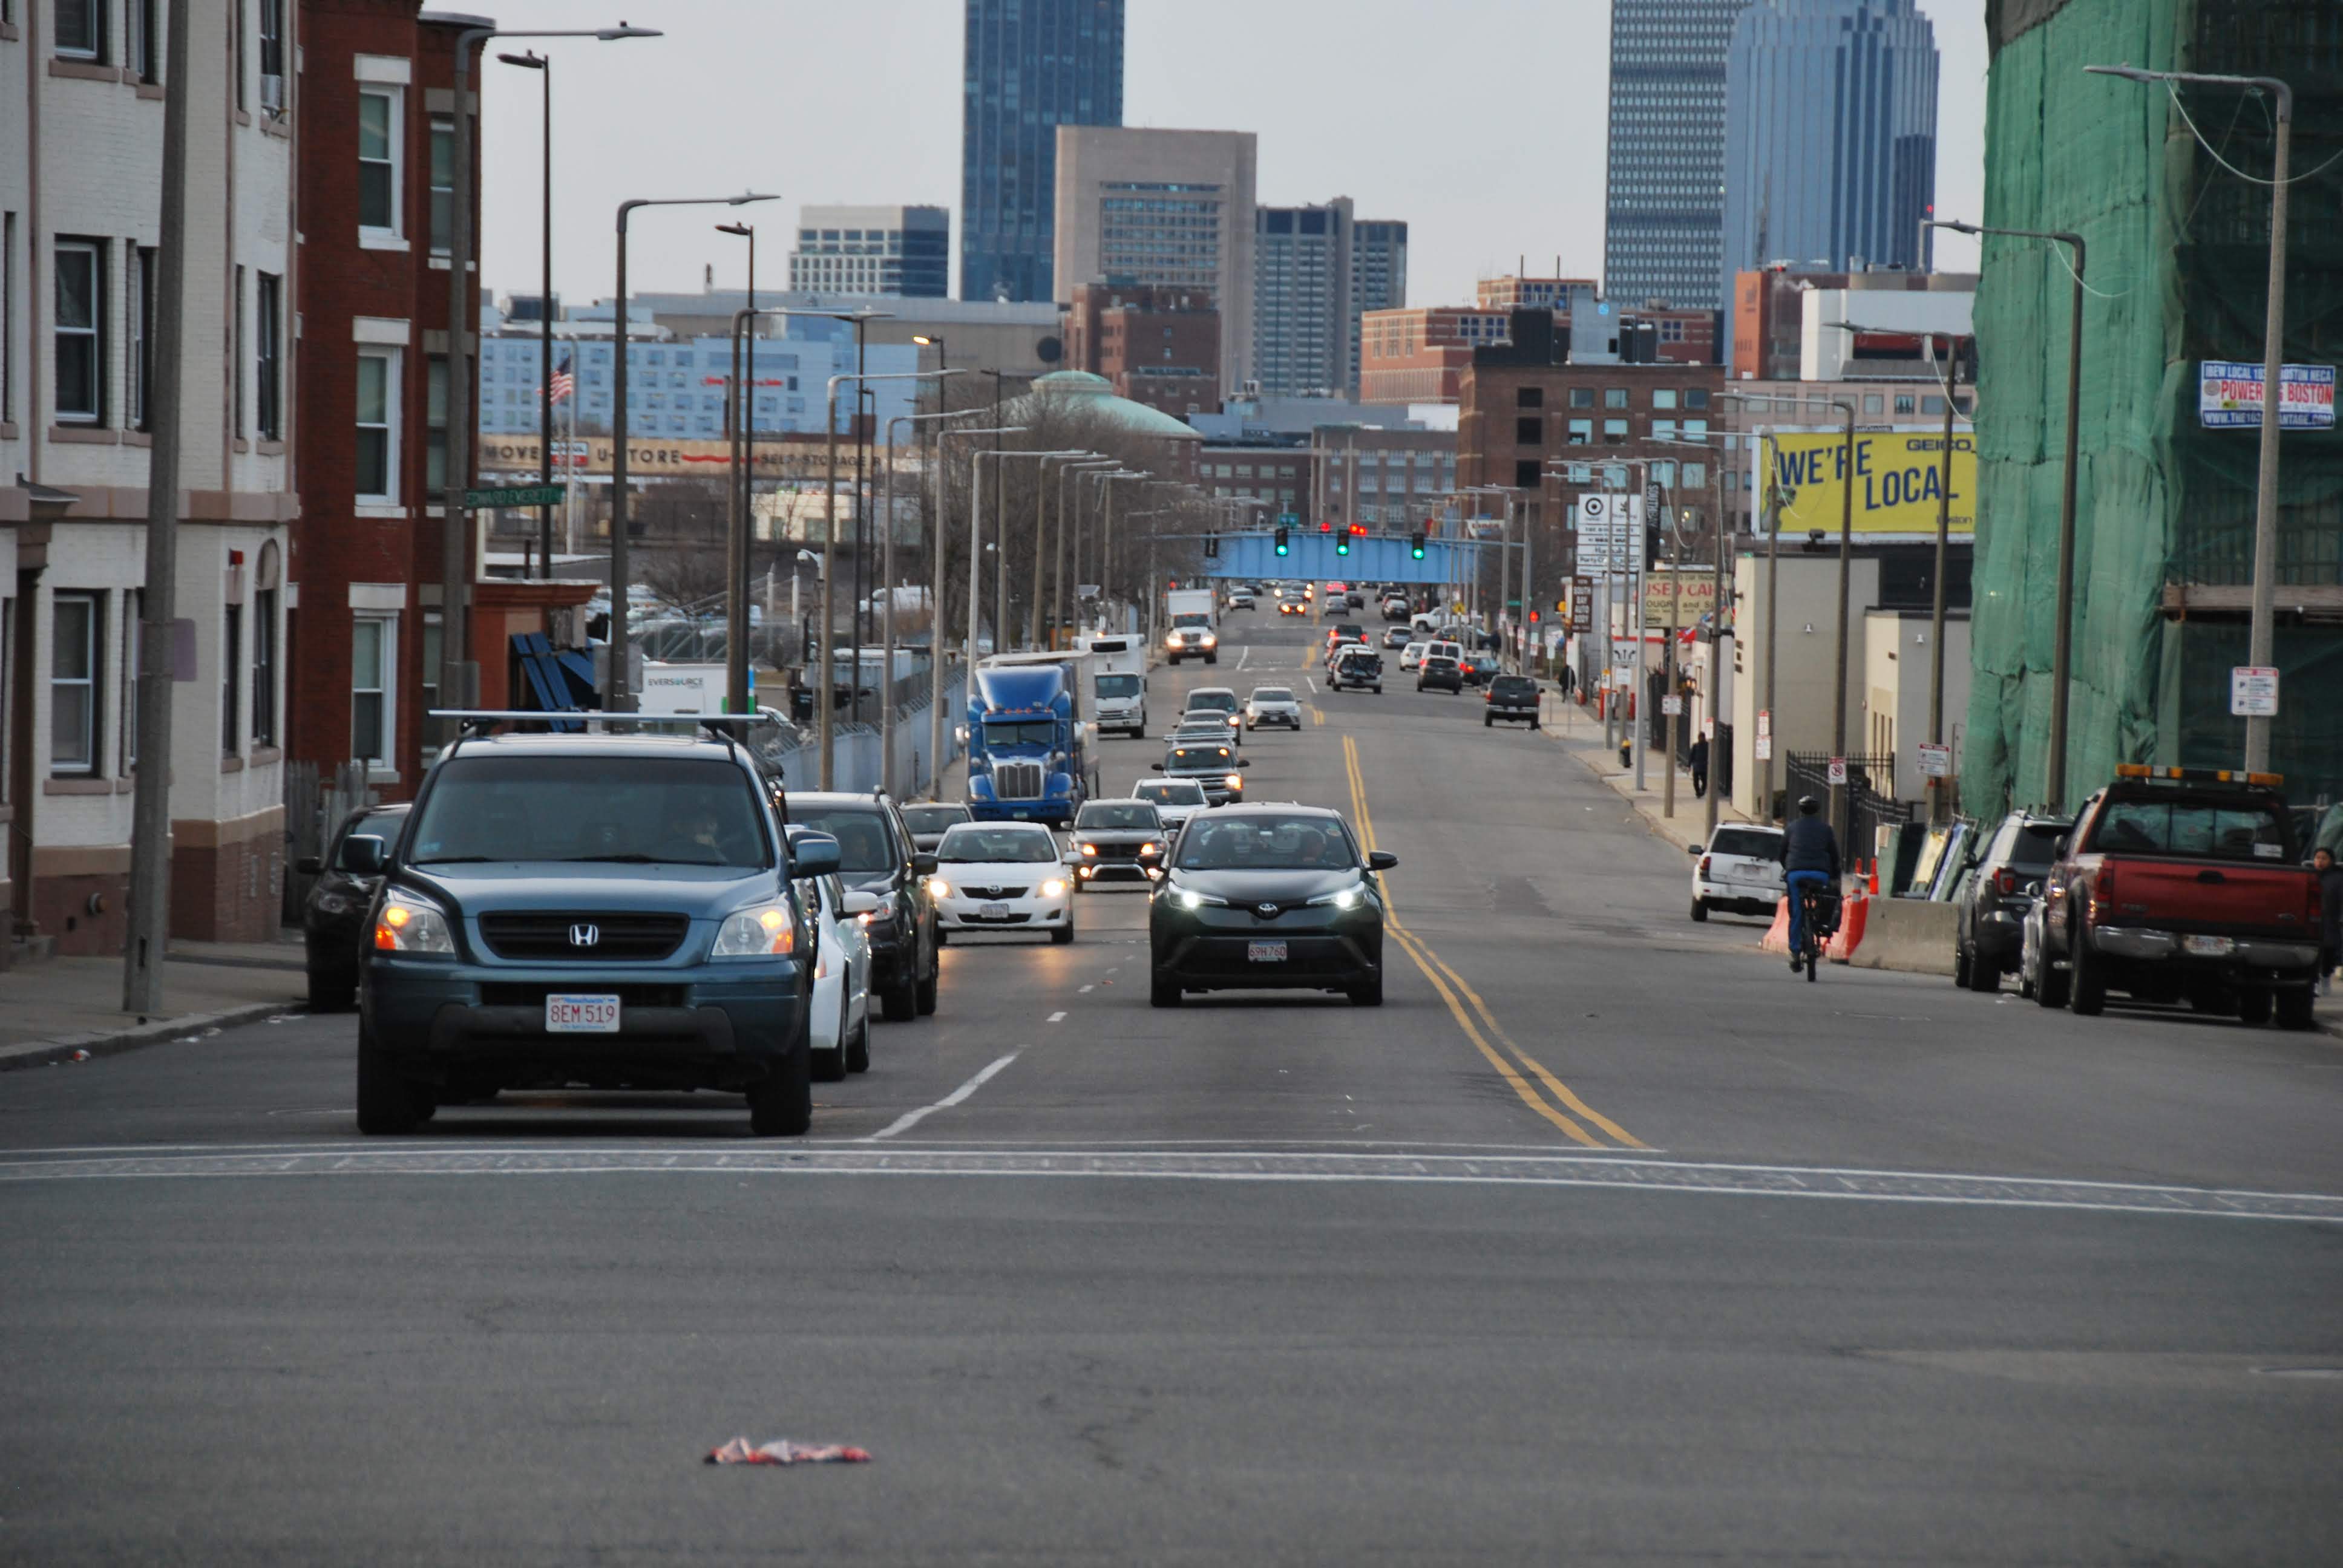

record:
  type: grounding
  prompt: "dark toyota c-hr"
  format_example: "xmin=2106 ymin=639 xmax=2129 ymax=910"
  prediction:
xmin=300 ymin=802 xmax=410 ymax=1010
xmin=347 ymin=729 xmax=841 ymax=1137
xmin=1149 ymin=805 xmax=1397 ymax=1007
xmin=782 ymin=792 xmax=941 ymax=1021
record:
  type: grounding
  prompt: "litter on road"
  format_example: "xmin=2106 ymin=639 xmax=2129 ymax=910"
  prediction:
xmin=705 ymin=1437 xmax=873 ymax=1466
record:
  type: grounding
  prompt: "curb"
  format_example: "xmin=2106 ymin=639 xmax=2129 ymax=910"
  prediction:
xmin=0 ymin=999 xmax=303 ymax=1074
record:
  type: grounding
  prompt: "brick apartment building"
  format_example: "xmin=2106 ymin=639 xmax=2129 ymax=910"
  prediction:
xmin=1457 ymin=310 xmax=1725 ymax=587
xmin=290 ymin=1 xmax=590 ymax=799
xmin=1063 ymin=283 xmax=1220 ymax=418
xmin=1363 ymin=281 xmax=1719 ymax=405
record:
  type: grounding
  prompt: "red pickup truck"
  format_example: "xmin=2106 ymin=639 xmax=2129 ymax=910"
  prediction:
xmin=2039 ymin=766 xmax=2322 ymax=1027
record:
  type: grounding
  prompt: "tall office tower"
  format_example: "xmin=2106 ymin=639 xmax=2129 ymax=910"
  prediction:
xmin=1603 ymin=0 xmax=1751 ymax=312
xmin=1348 ymin=220 xmax=1407 ymax=396
xmin=1721 ymin=0 xmax=1939 ymax=305
xmin=790 ymin=206 xmax=951 ymax=297
xmin=1054 ymin=126 xmax=1258 ymax=393
xmin=1253 ymin=200 xmax=1354 ymax=397
xmin=961 ymin=0 xmax=1125 ymax=303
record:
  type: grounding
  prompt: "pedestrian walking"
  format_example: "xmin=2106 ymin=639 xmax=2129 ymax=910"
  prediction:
xmin=2315 ymin=846 xmax=2341 ymax=997
xmin=1689 ymin=733 xmax=1709 ymax=799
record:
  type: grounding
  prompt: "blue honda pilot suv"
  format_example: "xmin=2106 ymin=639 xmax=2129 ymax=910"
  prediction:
xmin=341 ymin=721 xmax=841 ymax=1137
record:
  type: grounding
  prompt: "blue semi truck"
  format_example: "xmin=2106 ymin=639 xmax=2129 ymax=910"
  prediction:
xmin=963 ymin=653 xmax=1099 ymax=826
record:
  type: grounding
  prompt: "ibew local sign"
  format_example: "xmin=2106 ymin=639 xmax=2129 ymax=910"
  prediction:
xmin=2200 ymin=362 xmax=2335 ymax=430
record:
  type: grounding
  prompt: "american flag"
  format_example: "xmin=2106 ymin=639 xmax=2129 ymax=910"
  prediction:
xmin=548 ymin=352 xmax=574 ymax=404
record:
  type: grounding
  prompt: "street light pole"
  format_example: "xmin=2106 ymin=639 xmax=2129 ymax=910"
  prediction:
xmin=1932 ymin=217 xmax=2085 ymax=807
xmin=611 ymin=191 xmax=771 ymax=715
xmin=450 ymin=23 xmax=659 ymax=722
xmin=2082 ymin=65 xmax=2289 ymax=775
xmin=495 ymin=50 xmax=554 ymax=580
xmin=932 ymin=425 xmax=1027 ymax=795
xmin=1057 ymin=458 xmax=1118 ymax=642
xmin=880 ymin=408 xmax=985 ymax=796
xmin=1829 ymin=397 xmax=1856 ymax=844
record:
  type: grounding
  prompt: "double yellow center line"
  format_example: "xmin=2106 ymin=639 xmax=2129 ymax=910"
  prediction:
xmin=1342 ymin=733 xmax=1644 ymax=1150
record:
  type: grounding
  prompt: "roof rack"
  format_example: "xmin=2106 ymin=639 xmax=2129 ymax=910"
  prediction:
xmin=2112 ymin=763 xmax=2284 ymax=788
xmin=427 ymin=708 xmax=791 ymax=763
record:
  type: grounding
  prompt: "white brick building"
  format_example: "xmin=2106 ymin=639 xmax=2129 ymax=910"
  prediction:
xmin=1 ymin=0 xmax=297 ymax=955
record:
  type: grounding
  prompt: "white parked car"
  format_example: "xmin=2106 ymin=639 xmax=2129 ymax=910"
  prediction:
xmin=1688 ymin=823 xmax=1786 ymax=921
xmin=1398 ymin=641 xmax=1429 ymax=672
xmin=1244 ymin=685 xmax=1303 ymax=730
xmin=1132 ymin=777 xmax=1210 ymax=834
xmin=796 ymin=871 xmax=874 ymax=1082
xmin=1426 ymin=639 xmax=1464 ymax=667
xmin=928 ymin=822 xmax=1075 ymax=944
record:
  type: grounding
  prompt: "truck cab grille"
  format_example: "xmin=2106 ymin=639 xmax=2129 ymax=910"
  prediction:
xmin=992 ymin=761 xmax=1044 ymax=800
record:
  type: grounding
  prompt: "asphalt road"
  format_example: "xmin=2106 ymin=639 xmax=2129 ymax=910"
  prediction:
xmin=4 ymin=613 xmax=2340 ymax=1566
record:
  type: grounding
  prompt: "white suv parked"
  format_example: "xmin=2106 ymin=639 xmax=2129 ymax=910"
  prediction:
xmin=1689 ymin=823 xmax=1786 ymax=921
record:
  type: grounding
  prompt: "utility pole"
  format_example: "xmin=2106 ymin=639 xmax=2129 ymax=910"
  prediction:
xmin=1829 ymin=399 xmax=1857 ymax=844
xmin=123 ymin=0 xmax=192 ymax=1016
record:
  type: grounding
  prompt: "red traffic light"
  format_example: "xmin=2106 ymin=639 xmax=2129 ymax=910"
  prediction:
xmin=1348 ymin=523 xmax=1366 ymax=536
xmin=1319 ymin=520 xmax=1333 ymax=533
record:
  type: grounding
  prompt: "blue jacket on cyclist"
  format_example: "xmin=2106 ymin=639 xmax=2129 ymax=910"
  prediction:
xmin=1777 ymin=798 xmax=1840 ymax=969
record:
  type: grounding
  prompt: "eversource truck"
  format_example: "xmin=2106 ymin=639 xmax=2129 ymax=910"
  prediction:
xmin=1162 ymin=587 xmax=1219 ymax=665
xmin=1076 ymin=633 xmax=1148 ymax=737
xmin=964 ymin=652 xmax=1099 ymax=826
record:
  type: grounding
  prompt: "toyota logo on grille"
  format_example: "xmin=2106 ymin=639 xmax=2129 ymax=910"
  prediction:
xmin=568 ymin=923 xmax=600 ymax=948
xmin=1256 ymin=903 xmax=1279 ymax=918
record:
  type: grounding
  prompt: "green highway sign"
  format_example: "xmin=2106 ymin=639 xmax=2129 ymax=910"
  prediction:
xmin=464 ymin=483 xmax=566 ymax=508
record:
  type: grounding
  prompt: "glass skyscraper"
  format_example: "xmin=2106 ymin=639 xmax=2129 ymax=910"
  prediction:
xmin=1603 ymin=0 xmax=1750 ymax=312
xmin=961 ymin=0 xmax=1124 ymax=304
xmin=1720 ymin=0 xmax=1939 ymax=298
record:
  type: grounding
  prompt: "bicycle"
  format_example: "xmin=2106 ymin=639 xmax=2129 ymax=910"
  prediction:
xmin=1793 ymin=881 xmax=1840 ymax=983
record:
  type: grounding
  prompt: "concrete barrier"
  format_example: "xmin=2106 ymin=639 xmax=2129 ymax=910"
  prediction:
xmin=1847 ymin=898 xmax=1959 ymax=976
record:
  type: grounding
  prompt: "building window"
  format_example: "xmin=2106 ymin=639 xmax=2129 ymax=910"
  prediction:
xmin=1516 ymin=386 xmax=1543 ymax=409
xmin=2 ymin=212 xmax=15 ymax=425
xmin=419 ymin=615 xmax=442 ymax=719
xmin=255 ymin=272 xmax=282 ymax=439
xmin=352 ymin=617 xmax=394 ymax=763
xmin=1513 ymin=460 xmax=1541 ymax=489
xmin=355 ymin=349 xmax=399 ymax=501
xmin=424 ymin=354 xmax=448 ymax=491
xmin=257 ymin=0 xmax=285 ymax=112
xmin=126 ymin=0 xmax=156 ymax=80
xmin=53 ymin=239 xmax=105 ymax=424
xmin=1569 ymin=387 xmax=1593 ymax=409
xmin=1603 ymin=419 xmax=1628 ymax=443
xmin=252 ymin=589 xmax=277 ymax=745
xmin=51 ymin=593 xmax=101 ymax=774
xmin=1685 ymin=463 xmax=1706 ymax=486
xmin=428 ymin=117 xmax=454 ymax=255
xmin=1894 ymin=394 xmax=1915 ymax=416
xmin=1921 ymin=395 xmax=1947 ymax=415
xmin=1653 ymin=388 xmax=1677 ymax=410
xmin=128 ymin=246 xmax=155 ymax=431
xmin=357 ymin=89 xmax=402 ymax=238
xmin=54 ymin=0 xmax=104 ymax=59
xmin=120 ymin=589 xmax=139 ymax=767
xmin=1654 ymin=419 xmax=1676 ymax=441
xmin=1863 ymin=393 xmax=1884 ymax=415
xmin=221 ymin=603 xmax=242 ymax=754
xmin=232 ymin=266 xmax=246 ymax=437
xmin=1685 ymin=389 xmax=1709 ymax=411
xmin=1515 ymin=416 xmax=1543 ymax=446
xmin=1604 ymin=387 xmax=1628 ymax=410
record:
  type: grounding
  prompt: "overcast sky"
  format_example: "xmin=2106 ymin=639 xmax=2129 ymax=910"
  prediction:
xmin=475 ymin=0 xmax=1987 ymax=312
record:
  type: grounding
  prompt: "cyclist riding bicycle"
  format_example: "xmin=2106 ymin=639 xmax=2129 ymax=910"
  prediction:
xmin=1778 ymin=795 xmax=1842 ymax=973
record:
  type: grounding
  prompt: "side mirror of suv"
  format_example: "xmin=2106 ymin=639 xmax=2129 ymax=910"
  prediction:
xmin=911 ymin=852 xmax=939 ymax=878
xmin=839 ymin=890 xmax=880 ymax=917
xmin=791 ymin=832 xmax=843 ymax=880
xmin=1687 ymin=843 xmax=1703 ymax=857
xmin=1368 ymin=851 xmax=1400 ymax=872
xmin=1150 ymin=762 xmax=1165 ymax=772
xmin=338 ymin=835 xmax=388 ymax=876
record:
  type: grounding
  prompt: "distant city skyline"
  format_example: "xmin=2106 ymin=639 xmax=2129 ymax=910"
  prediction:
xmin=472 ymin=0 xmax=1983 ymax=316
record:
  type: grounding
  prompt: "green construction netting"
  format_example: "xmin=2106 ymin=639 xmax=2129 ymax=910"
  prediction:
xmin=1967 ymin=0 xmax=2343 ymax=816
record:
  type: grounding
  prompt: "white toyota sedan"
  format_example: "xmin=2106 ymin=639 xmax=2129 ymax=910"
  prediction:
xmin=1244 ymin=685 xmax=1303 ymax=730
xmin=928 ymin=822 xmax=1075 ymax=944
xmin=796 ymin=870 xmax=874 ymax=1082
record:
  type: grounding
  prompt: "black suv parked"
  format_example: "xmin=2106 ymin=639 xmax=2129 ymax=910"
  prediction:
xmin=1953 ymin=810 xmax=2071 ymax=991
xmin=781 ymin=792 xmax=942 ymax=1020
xmin=1483 ymin=675 xmax=1540 ymax=728
xmin=347 ymin=722 xmax=840 ymax=1137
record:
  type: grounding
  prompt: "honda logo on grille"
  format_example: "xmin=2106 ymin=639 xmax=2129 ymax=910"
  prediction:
xmin=568 ymin=923 xmax=600 ymax=948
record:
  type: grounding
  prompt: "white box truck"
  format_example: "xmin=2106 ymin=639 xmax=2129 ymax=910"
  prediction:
xmin=1076 ymin=633 xmax=1149 ymax=737
xmin=1161 ymin=587 xmax=1219 ymax=665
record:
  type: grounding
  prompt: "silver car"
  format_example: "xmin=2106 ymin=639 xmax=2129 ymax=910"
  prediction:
xmin=1244 ymin=685 xmax=1303 ymax=730
xmin=1132 ymin=777 xmax=1210 ymax=834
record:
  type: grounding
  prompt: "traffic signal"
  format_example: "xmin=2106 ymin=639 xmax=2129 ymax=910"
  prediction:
xmin=1348 ymin=522 xmax=1366 ymax=537
xmin=1205 ymin=533 xmax=1219 ymax=558
xmin=1274 ymin=526 xmax=1289 ymax=557
xmin=1334 ymin=531 xmax=1350 ymax=556
xmin=1409 ymin=531 xmax=1426 ymax=559
xmin=1319 ymin=519 xmax=1333 ymax=533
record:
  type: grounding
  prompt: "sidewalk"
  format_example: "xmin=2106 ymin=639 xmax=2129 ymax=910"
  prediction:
xmin=0 ymin=935 xmax=308 ymax=1071
xmin=1539 ymin=685 xmax=1751 ymax=852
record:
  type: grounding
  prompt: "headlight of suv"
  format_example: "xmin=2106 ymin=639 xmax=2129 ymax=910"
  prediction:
xmin=1224 ymin=773 xmax=1244 ymax=789
xmin=373 ymin=887 xmax=456 ymax=954
xmin=1170 ymin=884 xmax=1228 ymax=911
xmin=1306 ymin=883 xmax=1367 ymax=911
xmin=713 ymin=900 xmax=798 ymax=958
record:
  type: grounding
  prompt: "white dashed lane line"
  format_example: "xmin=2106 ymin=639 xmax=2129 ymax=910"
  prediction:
xmin=862 ymin=1053 xmax=1023 ymax=1142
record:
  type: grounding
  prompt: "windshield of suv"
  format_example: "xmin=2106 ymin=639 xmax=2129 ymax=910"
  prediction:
xmin=1076 ymin=802 xmax=1159 ymax=831
xmin=786 ymin=807 xmax=898 ymax=873
xmin=1176 ymin=814 xmax=1358 ymax=871
xmin=2088 ymin=798 xmax=2292 ymax=861
xmin=936 ymin=825 xmax=1059 ymax=864
xmin=1709 ymin=828 xmax=1783 ymax=858
xmin=411 ymin=756 xmax=770 ymax=867
xmin=899 ymin=804 xmax=971 ymax=835
xmin=1251 ymin=688 xmax=1294 ymax=703
xmin=1136 ymin=781 xmax=1207 ymax=806
xmin=1097 ymin=674 xmax=1142 ymax=699
xmin=1186 ymin=691 xmax=1238 ymax=713
xmin=983 ymin=720 xmax=1057 ymax=748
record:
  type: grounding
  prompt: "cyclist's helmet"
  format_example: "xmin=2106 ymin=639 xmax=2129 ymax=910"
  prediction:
xmin=1797 ymin=795 xmax=1821 ymax=815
